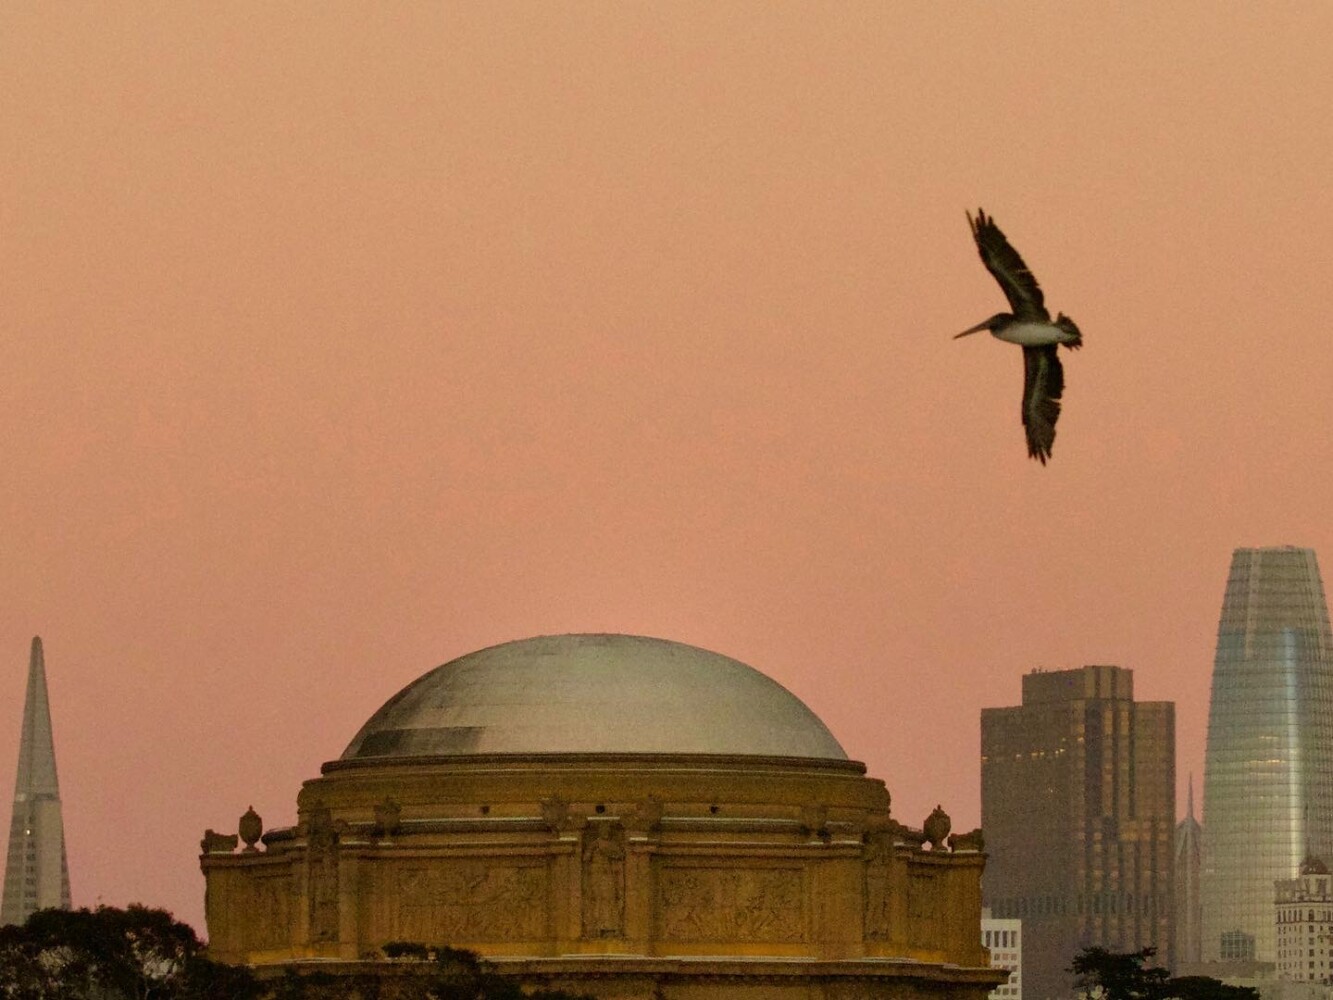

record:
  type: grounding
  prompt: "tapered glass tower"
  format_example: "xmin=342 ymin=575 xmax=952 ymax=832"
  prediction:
xmin=1201 ymin=547 xmax=1333 ymax=963
xmin=1 ymin=637 xmax=71 ymax=925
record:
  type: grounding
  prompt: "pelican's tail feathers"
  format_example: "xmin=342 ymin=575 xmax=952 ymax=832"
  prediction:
xmin=1055 ymin=313 xmax=1083 ymax=350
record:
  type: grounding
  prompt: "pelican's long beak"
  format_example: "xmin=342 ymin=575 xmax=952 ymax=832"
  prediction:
xmin=953 ymin=319 xmax=991 ymax=339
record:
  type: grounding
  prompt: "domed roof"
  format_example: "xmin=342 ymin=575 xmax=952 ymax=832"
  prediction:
xmin=341 ymin=634 xmax=847 ymax=761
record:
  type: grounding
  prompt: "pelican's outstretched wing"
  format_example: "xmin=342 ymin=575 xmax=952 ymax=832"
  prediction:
xmin=969 ymin=209 xmax=1047 ymax=321
xmin=1021 ymin=344 xmax=1063 ymax=464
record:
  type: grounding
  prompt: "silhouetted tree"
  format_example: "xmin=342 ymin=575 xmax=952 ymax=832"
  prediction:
xmin=1070 ymin=946 xmax=1259 ymax=1000
xmin=1160 ymin=977 xmax=1259 ymax=1000
xmin=1071 ymin=947 xmax=1169 ymax=1000
xmin=264 ymin=944 xmax=593 ymax=1000
xmin=0 ymin=905 xmax=259 ymax=1000
xmin=0 ymin=909 xmax=594 ymax=1000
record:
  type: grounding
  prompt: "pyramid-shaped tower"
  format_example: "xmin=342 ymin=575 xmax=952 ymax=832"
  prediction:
xmin=1 ymin=637 xmax=71 ymax=925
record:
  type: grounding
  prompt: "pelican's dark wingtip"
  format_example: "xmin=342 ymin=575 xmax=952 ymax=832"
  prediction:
xmin=1025 ymin=431 xmax=1054 ymax=464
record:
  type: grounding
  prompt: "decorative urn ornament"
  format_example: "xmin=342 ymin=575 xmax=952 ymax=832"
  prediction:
xmin=239 ymin=806 xmax=263 ymax=852
xmin=923 ymin=804 xmax=951 ymax=850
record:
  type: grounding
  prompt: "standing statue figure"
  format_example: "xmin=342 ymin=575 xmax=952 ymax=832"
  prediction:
xmin=582 ymin=822 xmax=626 ymax=938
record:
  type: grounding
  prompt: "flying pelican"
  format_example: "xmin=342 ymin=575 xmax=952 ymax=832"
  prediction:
xmin=956 ymin=209 xmax=1082 ymax=464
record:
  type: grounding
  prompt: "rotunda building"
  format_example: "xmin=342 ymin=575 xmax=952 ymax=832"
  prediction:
xmin=202 ymin=634 xmax=1001 ymax=998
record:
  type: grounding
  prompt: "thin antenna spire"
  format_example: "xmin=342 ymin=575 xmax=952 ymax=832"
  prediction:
xmin=1306 ymin=801 xmax=1312 ymax=867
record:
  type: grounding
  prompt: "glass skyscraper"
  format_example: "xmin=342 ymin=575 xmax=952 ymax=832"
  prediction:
xmin=1201 ymin=547 xmax=1333 ymax=963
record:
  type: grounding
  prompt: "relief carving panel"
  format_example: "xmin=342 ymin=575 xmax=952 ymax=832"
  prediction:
xmin=244 ymin=873 xmax=294 ymax=952
xmin=906 ymin=870 xmax=941 ymax=948
xmin=657 ymin=866 xmax=804 ymax=942
xmin=395 ymin=860 xmax=547 ymax=942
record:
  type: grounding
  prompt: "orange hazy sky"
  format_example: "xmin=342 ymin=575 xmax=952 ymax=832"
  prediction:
xmin=5 ymin=4 xmax=1333 ymax=931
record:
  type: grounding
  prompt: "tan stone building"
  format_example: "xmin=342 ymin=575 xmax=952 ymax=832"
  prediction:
xmin=202 ymin=634 xmax=1004 ymax=999
xmin=1276 ymin=856 xmax=1333 ymax=984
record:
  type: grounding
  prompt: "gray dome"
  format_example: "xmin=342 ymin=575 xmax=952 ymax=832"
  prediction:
xmin=342 ymin=634 xmax=847 ymax=761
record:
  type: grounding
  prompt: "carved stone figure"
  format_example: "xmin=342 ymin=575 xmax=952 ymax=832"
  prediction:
xmin=373 ymin=797 xmax=402 ymax=838
xmin=200 ymin=829 xmax=238 ymax=854
xmin=948 ymin=827 xmax=984 ymax=853
xmin=624 ymin=795 xmax=662 ymax=835
xmin=863 ymin=831 xmax=893 ymax=940
xmin=541 ymin=795 xmax=567 ymax=832
xmin=306 ymin=808 xmax=340 ymax=943
xmin=887 ymin=821 xmax=920 ymax=847
xmin=582 ymin=822 xmax=626 ymax=938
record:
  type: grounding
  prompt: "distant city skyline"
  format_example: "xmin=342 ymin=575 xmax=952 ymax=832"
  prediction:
xmin=1 ymin=637 xmax=71 ymax=926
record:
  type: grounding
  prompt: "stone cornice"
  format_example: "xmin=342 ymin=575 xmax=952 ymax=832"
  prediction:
xmin=320 ymin=751 xmax=869 ymax=777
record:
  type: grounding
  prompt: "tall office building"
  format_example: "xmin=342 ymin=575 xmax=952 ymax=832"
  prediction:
xmin=1201 ymin=546 xmax=1333 ymax=964
xmin=982 ymin=666 xmax=1175 ymax=1000
xmin=1173 ymin=777 xmax=1202 ymax=969
xmin=1 ymin=637 xmax=71 ymax=925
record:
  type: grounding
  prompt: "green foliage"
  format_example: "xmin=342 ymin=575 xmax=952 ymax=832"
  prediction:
xmin=0 ymin=910 xmax=592 ymax=1000
xmin=0 ymin=904 xmax=259 ymax=1000
xmin=1160 ymin=977 xmax=1259 ymax=1000
xmin=269 ymin=943 xmax=594 ymax=1000
xmin=1069 ymin=946 xmax=1259 ymax=1000
xmin=1070 ymin=946 xmax=1168 ymax=1000
xmin=380 ymin=942 xmax=431 ymax=961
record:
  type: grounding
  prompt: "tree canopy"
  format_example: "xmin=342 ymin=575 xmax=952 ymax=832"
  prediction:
xmin=0 ymin=907 xmax=591 ymax=1000
xmin=1070 ymin=946 xmax=1259 ymax=1000
xmin=0 ymin=904 xmax=250 ymax=1000
xmin=268 ymin=946 xmax=594 ymax=1000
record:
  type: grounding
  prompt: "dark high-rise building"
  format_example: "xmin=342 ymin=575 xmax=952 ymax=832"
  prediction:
xmin=1173 ymin=777 xmax=1202 ymax=969
xmin=982 ymin=666 xmax=1175 ymax=1000
xmin=1 ymin=637 xmax=71 ymax=925
xmin=1201 ymin=546 xmax=1333 ymax=964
